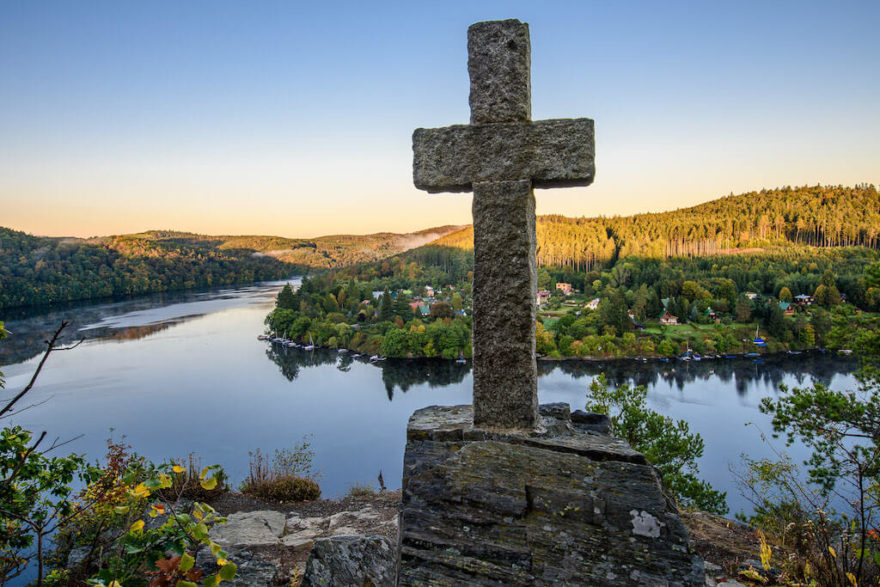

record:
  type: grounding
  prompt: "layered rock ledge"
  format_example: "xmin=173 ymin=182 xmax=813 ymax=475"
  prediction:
xmin=398 ymin=403 xmax=705 ymax=586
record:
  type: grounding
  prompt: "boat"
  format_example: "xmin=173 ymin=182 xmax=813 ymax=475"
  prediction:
xmin=303 ymin=333 xmax=315 ymax=351
xmin=369 ymin=355 xmax=385 ymax=362
xmin=745 ymin=352 xmax=760 ymax=358
xmin=787 ymin=350 xmax=802 ymax=355
xmin=338 ymin=349 xmax=348 ymax=353
xmin=753 ymin=325 xmax=766 ymax=347
xmin=838 ymin=349 xmax=853 ymax=355
xmin=257 ymin=335 xmax=268 ymax=341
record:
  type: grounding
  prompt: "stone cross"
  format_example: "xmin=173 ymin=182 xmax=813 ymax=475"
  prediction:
xmin=412 ymin=19 xmax=595 ymax=429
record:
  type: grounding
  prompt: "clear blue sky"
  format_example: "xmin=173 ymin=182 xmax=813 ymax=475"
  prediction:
xmin=1 ymin=1 xmax=878 ymax=238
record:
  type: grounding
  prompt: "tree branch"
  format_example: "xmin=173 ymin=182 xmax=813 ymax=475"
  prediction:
xmin=0 ymin=322 xmax=69 ymax=419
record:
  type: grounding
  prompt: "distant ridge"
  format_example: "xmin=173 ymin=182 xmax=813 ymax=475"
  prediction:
xmin=427 ymin=185 xmax=880 ymax=270
xmin=0 ymin=225 xmax=464 ymax=309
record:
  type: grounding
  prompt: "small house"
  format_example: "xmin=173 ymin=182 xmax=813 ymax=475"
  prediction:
xmin=660 ymin=311 xmax=679 ymax=326
xmin=794 ymin=294 xmax=813 ymax=306
xmin=555 ymin=282 xmax=573 ymax=295
xmin=745 ymin=292 xmax=759 ymax=300
xmin=586 ymin=297 xmax=600 ymax=310
xmin=537 ymin=290 xmax=552 ymax=305
xmin=779 ymin=301 xmax=795 ymax=316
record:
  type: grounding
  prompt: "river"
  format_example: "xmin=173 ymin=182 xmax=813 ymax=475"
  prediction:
xmin=0 ymin=278 xmax=859 ymax=518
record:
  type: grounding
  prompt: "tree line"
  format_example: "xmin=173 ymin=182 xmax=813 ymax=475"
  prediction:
xmin=433 ymin=184 xmax=880 ymax=271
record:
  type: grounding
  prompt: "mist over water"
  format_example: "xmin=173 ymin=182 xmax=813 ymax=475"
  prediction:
xmin=0 ymin=279 xmax=858 ymax=518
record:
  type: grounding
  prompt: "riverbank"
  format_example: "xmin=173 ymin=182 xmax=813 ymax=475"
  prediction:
xmin=261 ymin=335 xmax=853 ymax=365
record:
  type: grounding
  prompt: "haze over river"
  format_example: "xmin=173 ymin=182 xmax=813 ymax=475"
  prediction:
xmin=0 ymin=278 xmax=859 ymax=516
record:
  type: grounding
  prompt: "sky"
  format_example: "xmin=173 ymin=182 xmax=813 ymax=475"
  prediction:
xmin=1 ymin=1 xmax=878 ymax=239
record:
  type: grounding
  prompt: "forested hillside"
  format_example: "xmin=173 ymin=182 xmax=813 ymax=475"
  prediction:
xmin=0 ymin=228 xmax=292 ymax=309
xmin=0 ymin=226 xmax=464 ymax=309
xmin=432 ymin=185 xmax=880 ymax=270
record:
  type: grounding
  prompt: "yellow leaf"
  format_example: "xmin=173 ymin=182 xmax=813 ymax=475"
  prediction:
xmin=193 ymin=508 xmax=204 ymax=521
xmin=217 ymin=558 xmax=228 ymax=566
xmin=149 ymin=503 xmax=166 ymax=518
xmin=200 ymin=476 xmax=218 ymax=491
xmin=173 ymin=464 xmax=186 ymax=474
xmin=128 ymin=483 xmax=151 ymax=499
xmin=130 ymin=519 xmax=145 ymax=533
xmin=113 ymin=505 xmax=130 ymax=514
xmin=109 ymin=582 xmax=123 ymax=587
xmin=829 ymin=545 xmax=837 ymax=559
xmin=200 ymin=466 xmax=211 ymax=480
xmin=158 ymin=473 xmax=172 ymax=489
xmin=846 ymin=572 xmax=857 ymax=586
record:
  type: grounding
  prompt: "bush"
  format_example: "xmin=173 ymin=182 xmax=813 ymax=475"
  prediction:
xmin=160 ymin=453 xmax=228 ymax=502
xmin=243 ymin=475 xmax=321 ymax=502
xmin=241 ymin=438 xmax=321 ymax=503
xmin=345 ymin=482 xmax=377 ymax=498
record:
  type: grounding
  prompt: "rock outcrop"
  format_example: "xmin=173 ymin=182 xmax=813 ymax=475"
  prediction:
xmin=398 ymin=403 xmax=705 ymax=586
xmin=302 ymin=535 xmax=396 ymax=587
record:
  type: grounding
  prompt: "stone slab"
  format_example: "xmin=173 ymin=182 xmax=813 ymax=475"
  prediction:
xmin=398 ymin=404 xmax=704 ymax=585
xmin=302 ymin=535 xmax=396 ymax=587
xmin=209 ymin=510 xmax=286 ymax=548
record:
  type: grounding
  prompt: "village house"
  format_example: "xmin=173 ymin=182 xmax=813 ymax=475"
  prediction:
xmin=585 ymin=297 xmax=600 ymax=310
xmin=794 ymin=294 xmax=813 ymax=305
xmin=779 ymin=301 xmax=796 ymax=316
xmin=555 ymin=282 xmax=573 ymax=295
xmin=660 ymin=310 xmax=679 ymax=326
xmin=745 ymin=292 xmax=759 ymax=300
xmin=537 ymin=289 xmax=552 ymax=305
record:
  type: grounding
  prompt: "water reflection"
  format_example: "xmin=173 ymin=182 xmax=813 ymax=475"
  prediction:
xmin=263 ymin=346 xmax=470 ymax=400
xmin=265 ymin=344 xmax=857 ymax=400
xmin=0 ymin=280 xmax=294 ymax=365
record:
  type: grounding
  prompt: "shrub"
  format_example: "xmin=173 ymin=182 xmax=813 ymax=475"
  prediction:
xmin=241 ymin=438 xmax=321 ymax=503
xmin=160 ymin=453 xmax=228 ymax=502
xmin=243 ymin=475 xmax=321 ymax=502
xmin=345 ymin=482 xmax=377 ymax=498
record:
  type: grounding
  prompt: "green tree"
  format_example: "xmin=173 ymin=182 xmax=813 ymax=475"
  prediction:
xmin=380 ymin=327 xmax=409 ymax=358
xmin=599 ymin=290 xmax=630 ymax=335
xmin=735 ymin=295 xmax=752 ymax=323
xmin=751 ymin=337 xmax=880 ymax=585
xmin=276 ymin=283 xmax=297 ymax=309
xmin=451 ymin=292 xmax=463 ymax=312
xmin=586 ymin=375 xmax=726 ymax=514
xmin=379 ymin=289 xmax=394 ymax=322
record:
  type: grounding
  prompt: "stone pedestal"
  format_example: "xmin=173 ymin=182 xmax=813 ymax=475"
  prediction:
xmin=397 ymin=404 xmax=705 ymax=586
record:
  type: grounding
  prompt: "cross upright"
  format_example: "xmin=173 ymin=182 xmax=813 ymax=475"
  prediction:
xmin=413 ymin=19 xmax=595 ymax=429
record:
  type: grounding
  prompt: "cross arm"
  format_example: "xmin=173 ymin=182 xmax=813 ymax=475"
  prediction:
xmin=412 ymin=118 xmax=595 ymax=193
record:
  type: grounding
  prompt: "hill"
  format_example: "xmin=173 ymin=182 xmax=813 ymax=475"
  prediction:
xmin=0 ymin=225 xmax=464 ymax=309
xmin=428 ymin=184 xmax=880 ymax=270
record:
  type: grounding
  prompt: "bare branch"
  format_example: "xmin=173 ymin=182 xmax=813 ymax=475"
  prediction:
xmin=0 ymin=321 xmax=69 ymax=419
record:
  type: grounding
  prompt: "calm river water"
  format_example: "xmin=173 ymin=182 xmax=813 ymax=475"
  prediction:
xmin=0 ymin=278 xmax=859 ymax=517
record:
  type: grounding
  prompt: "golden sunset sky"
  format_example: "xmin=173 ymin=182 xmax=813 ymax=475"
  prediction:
xmin=2 ymin=1 xmax=878 ymax=238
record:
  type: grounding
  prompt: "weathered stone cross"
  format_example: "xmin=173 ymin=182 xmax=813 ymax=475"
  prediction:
xmin=412 ymin=19 xmax=595 ymax=429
